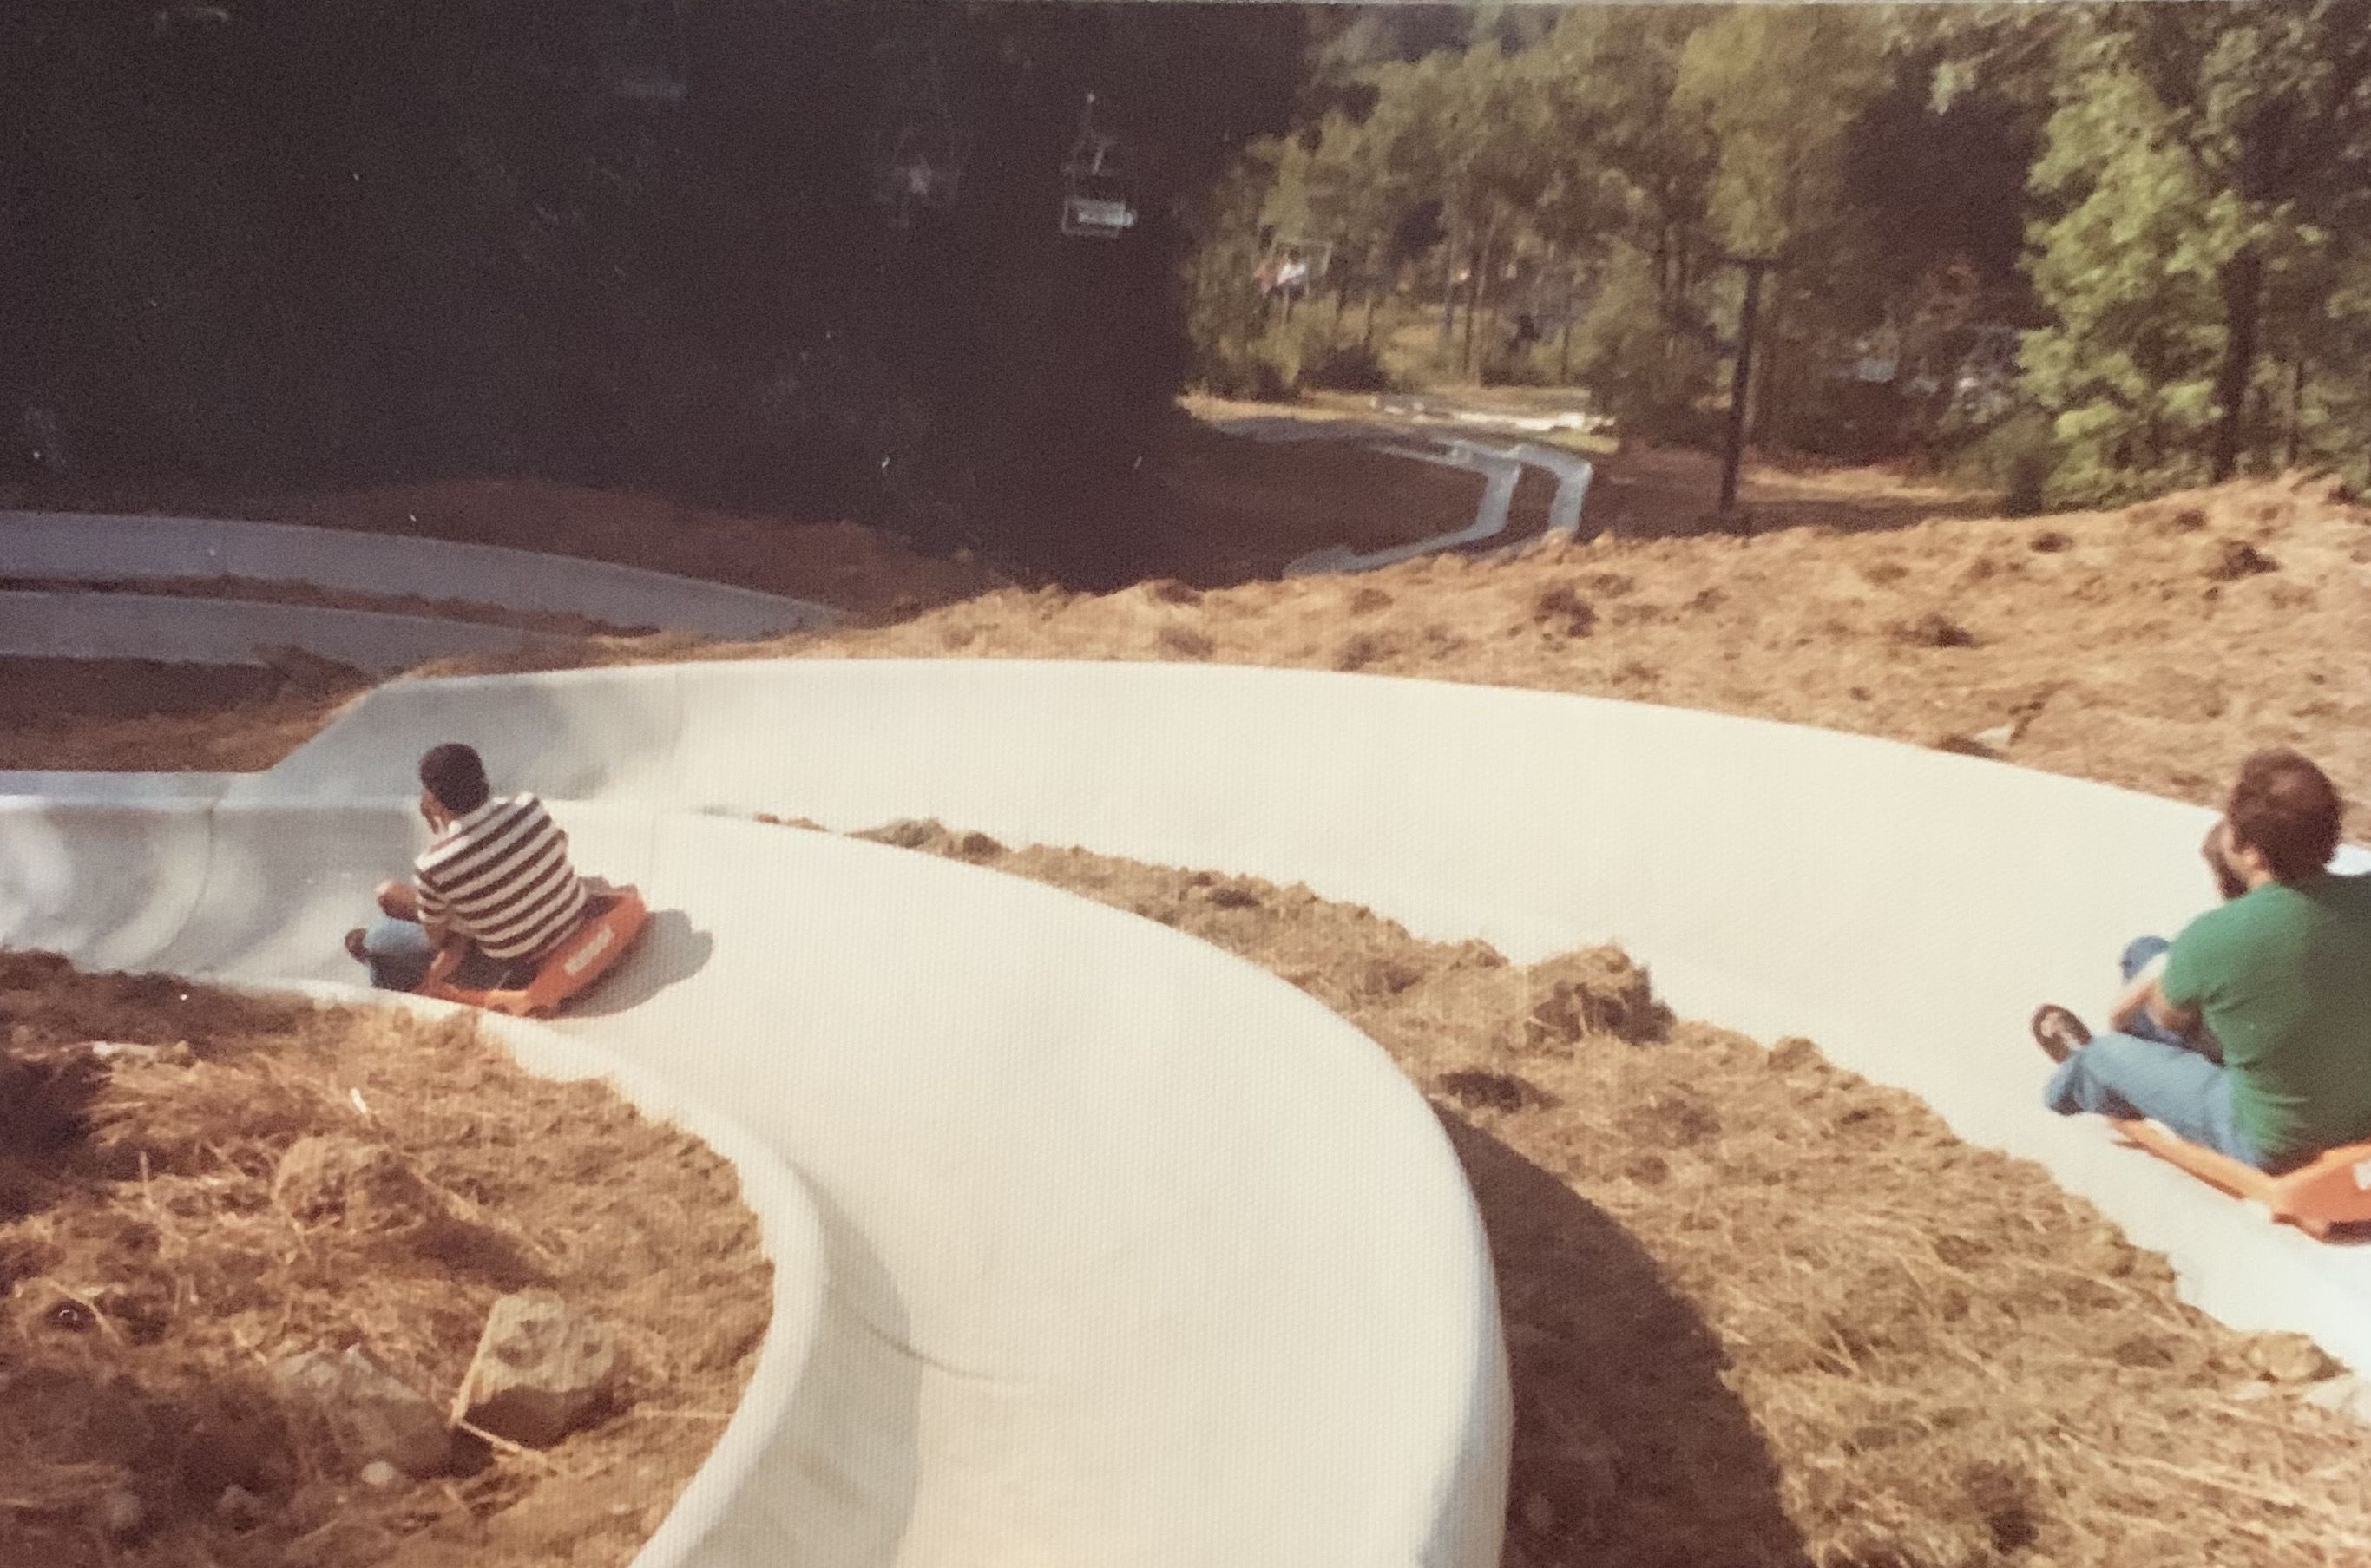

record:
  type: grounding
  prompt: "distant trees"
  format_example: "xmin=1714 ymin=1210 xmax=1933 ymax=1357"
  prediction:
xmin=1189 ymin=0 xmax=2371 ymax=502
xmin=2024 ymin=1 xmax=2371 ymax=501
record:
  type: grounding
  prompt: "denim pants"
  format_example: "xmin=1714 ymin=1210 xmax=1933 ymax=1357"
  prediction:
xmin=359 ymin=917 xmax=530 ymax=993
xmin=2043 ymin=935 xmax=2269 ymax=1169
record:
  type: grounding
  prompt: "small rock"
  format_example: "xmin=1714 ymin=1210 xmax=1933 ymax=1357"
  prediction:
xmin=2243 ymin=1332 xmax=2337 ymax=1385
xmin=453 ymin=1294 xmax=624 ymax=1448
xmin=1893 ymin=610 xmax=1978 ymax=649
xmin=1205 ymin=885 xmax=1261 ymax=910
xmin=273 ymin=1347 xmax=453 ymax=1477
xmin=358 ymin=1461 xmax=403 ymax=1491
xmin=1968 ymin=720 xmax=2020 ymax=752
xmin=95 ymin=1487 xmax=144 ymax=1540
xmin=216 ymin=1484 xmax=270 ymax=1527
xmin=2202 ymin=538 xmax=2278 ymax=581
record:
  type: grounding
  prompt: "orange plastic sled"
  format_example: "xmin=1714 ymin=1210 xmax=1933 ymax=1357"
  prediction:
xmin=2112 ymin=1118 xmax=2371 ymax=1239
xmin=417 ymin=886 xmax=649 ymax=1018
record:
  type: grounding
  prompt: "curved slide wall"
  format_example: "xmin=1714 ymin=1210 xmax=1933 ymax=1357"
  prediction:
xmin=0 ymin=588 xmax=587 ymax=674
xmin=0 ymin=791 xmax=1511 ymax=1566
xmin=253 ymin=658 xmax=2371 ymax=1375
xmin=0 ymin=509 xmax=837 ymax=638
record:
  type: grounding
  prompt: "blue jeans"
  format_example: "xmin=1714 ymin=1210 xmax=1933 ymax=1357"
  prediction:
xmin=2044 ymin=936 xmax=2269 ymax=1169
xmin=358 ymin=918 xmax=531 ymax=994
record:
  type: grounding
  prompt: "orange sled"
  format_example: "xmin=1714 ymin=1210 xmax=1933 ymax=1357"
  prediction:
xmin=417 ymin=886 xmax=649 ymax=1018
xmin=2112 ymin=1118 xmax=2371 ymax=1239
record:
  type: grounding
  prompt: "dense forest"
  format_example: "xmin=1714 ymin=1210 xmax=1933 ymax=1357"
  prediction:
xmin=1198 ymin=1 xmax=2371 ymax=509
xmin=0 ymin=0 xmax=1302 ymax=576
xmin=5 ymin=3 xmax=2369 ymax=563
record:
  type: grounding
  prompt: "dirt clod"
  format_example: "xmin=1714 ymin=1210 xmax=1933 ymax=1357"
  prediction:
xmin=2202 ymin=538 xmax=2279 ymax=581
xmin=1531 ymin=583 xmax=1597 ymax=638
xmin=1893 ymin=610 xmax=1978 ymax=649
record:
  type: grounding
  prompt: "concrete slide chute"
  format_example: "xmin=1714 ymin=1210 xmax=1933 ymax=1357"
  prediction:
xmin=256 ymin=658 xmax=2371 ymax=1378
xmin=1 ymin=771 xmax=1514 ymax=1563
xmin=0 ymin=508 xmax=838 ymax=639
xmin=0 ymin=587 xmax=588 ymax=674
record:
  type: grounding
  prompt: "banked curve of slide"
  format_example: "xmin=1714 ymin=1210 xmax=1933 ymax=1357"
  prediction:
xmin=0 ymin=678 xmax=1515 ymax=1566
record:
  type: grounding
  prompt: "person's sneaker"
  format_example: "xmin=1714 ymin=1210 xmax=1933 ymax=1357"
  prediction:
xmin=2030 ymin=1004 xmax=2091 ymax=1065
xmin=344 ymin=928 xmax=371 ymax=965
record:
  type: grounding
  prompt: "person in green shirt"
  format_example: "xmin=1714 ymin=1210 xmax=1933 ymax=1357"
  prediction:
xmin=2032 ymin=750 xmax=2371 ymax=1172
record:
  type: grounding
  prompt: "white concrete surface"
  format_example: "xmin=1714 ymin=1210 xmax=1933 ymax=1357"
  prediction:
xmin=0 ymin=783 xmax=1511 ymax=1565
xmin=1209 ymin=417 xmax=1588 ymax=565
xmin=0 ymin=588 xmax=587 ymax=674
xmin=1509 ymin=443 xmax=1594 ymax=537
xmin=257 ymin=658 xmax=2371 ymax=1379
xmin=0 ymin=509 xmax=838 ymax=638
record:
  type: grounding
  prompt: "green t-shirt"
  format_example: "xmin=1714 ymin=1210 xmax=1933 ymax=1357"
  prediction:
xmin=2160 ymin=871 xmax=2371 ymax=1162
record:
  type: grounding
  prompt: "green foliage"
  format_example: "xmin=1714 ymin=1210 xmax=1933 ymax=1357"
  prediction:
xmin=1179 ymin=0 xmax=2371 ymax=517
xmin=2021 ymin=55 xmax=2234 ymax=503
xmin=1948 ymin=409 xmax=2060 ymax=516
xmin=1300 ymin=338 xmax=1395 ymax=394
xmin=2020 ymin=7 xmax=2371 ymax=501
xmin=1672 ymin=10 xmax=1888 ymax=260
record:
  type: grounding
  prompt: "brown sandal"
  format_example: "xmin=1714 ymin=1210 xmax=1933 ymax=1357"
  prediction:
xmin=2030 ymin=1004 xmax=2091 ymax=1065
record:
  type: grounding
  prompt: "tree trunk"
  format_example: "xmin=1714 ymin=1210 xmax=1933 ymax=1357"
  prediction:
xmin=2285 ymin=355 xmax=2305 ymax=471
xmin=1719 ymin=261 xmax=1767 ymax=524
xmin=1559 ymin=268 xmax=1576 ymax=384
xmin=1437 ymin=230 xmax=1459 ymax=362
xmin=2210 ymin=249 xmax=2265 ymax=483
xmin=1751 ymin=285 xmax=1784 ymax=445
xmin=1462 ymin=235 xmax=1486 ymax=377
xmin=1472 ymin=215 xmax=1506 ymax=377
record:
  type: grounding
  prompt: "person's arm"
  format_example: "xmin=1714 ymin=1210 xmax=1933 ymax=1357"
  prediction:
xmin=2105 ymin=948 xmax=2203 ymax=1038
xmin=413 ymin=875 xmax=459 ymax=946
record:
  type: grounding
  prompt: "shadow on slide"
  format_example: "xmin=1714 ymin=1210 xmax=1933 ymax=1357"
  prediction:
xmin=568 ymin=907 xmax=712 ymax=1018
xmin=1438 ymin=1109 xmax=1809 ymax=1568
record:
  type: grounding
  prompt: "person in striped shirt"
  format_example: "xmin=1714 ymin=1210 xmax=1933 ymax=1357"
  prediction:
xmin=346 ymin=743 xmax=601 ymax=993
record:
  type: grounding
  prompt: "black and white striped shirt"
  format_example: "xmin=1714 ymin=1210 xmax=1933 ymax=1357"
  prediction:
xmin=415 ymin=793 xmax=588 ymax=961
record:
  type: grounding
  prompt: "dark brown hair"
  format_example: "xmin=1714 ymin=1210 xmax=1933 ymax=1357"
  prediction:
xmin=417 ymin=743 xmax=490 ymax=815
xmin=2226 ymin=749 xmax=2342 ymax=883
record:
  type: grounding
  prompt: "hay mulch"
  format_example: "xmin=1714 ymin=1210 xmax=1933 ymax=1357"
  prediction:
xmin=0 ymin=656 xmax=370 ymax=774
xmin=837 ymin=817 xmax=2371 ymax=1568
xmin=0 ymin=952 xmax=770 ymax=1568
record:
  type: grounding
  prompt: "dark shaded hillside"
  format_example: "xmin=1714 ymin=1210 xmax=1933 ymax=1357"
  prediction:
xmin=0 ymin=0 xmax=1304 ymax=579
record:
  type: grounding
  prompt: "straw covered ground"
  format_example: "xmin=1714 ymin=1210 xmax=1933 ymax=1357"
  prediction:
xmin=6 ymin=449 xmax=2371 ymax=1564
xmin=0 ymin=954 xmax=770 ymax=1568
xmin=834 ymin=817 xmax=2371 ymax=1568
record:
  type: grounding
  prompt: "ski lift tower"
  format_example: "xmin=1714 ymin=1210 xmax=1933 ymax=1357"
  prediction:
xmin=1713 ymin=251 xmax=1788 ymax=529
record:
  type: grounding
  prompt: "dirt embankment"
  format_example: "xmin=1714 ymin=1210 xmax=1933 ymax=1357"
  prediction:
xmin=595 ymin=473 xmax=2371 ymax=831
xmin=837 ymin=817 xmax=2371 ymax=1568
xmin=10 ymin=475 xmax=2366 ymax=830
xmin=0 ymin=955 xmax=770 ymax=1568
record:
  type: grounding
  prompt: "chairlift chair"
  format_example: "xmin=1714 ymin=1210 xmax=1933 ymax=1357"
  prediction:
xmin=1059 ymin=94 xmax=1138 ymax=240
